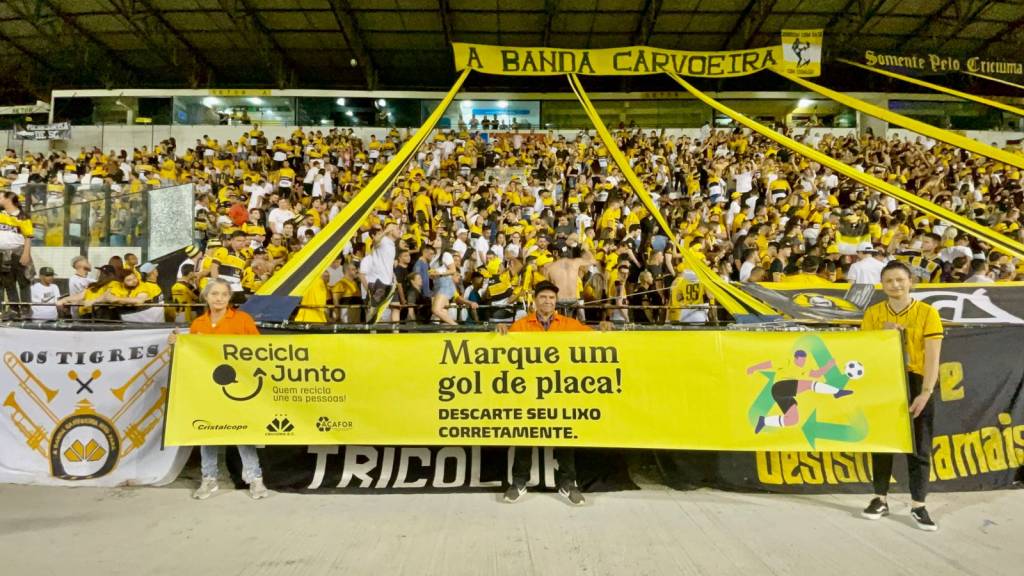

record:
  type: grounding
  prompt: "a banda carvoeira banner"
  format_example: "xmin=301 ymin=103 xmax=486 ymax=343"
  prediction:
xmin=165 ymin=330 xmax=911 ymax=452
xmin=659 ymin=327 xmax=1024 ymax=493
xmin=0 ymin=328 xmax=189 ymax=486
xmin=453 ymin=31 xmax=822 ymax=78
xmin=739 ymin=282 xmax=1024 ymax=325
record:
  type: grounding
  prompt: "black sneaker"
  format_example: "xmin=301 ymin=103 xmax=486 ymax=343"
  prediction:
xmin=861 ymin=497 xmax=889 ymax=519
xmin=910 ymin=506 xmax=938 ymax=531
xmin=503 ymin=483 xmax=526 ymax=503
xmin=558 ymin=484 xmax=586 ymax=506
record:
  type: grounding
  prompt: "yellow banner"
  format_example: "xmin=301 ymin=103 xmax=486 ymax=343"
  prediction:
xmin=862 ymin=50 xmax=1023 ymax=77
xmin=774 ymin=70 xmax=1024 ymax=170
xmin=453 ymin=43 xmax=791 ymax=77
xmin=566 ymin=74 xmax=777 ymax=317
xmin=210 ymin=89 xmax=272 ymax=97
xmin=780 ymin=29 xmax=823 ymax=76
xmin=165 ymin=331 xmax=912 ymax=452
xmin=668 ymin=72 xmax=1024 ymax=260
xmin=839 ymin=58 xmax=1024 ymax=119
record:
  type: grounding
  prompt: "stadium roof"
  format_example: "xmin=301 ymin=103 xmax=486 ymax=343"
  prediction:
xmin=1 ymin=0 xmax=1022 ymax=102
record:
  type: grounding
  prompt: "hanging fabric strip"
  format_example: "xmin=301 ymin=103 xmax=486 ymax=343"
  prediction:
xmin=774 ymin=69 xmax=1024 ymax=170
xmin=243 ymin=68 xmax=472 ymax=321
xmin=837 ymin=59 xmax=1024 ymax=118
xmin=567 ymin=73 xmax=778 ymax=318
xmin=667 ymin=71 xmax=1024 ymax=260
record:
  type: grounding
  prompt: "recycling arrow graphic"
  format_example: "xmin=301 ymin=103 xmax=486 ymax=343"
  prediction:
xmin=801 ymin=409 xmax=868 ymax=449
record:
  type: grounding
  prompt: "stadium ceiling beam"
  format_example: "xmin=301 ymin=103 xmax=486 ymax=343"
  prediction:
xmin=892 ymin=0 xmax=957 ymax=52
xmin=719 ymin=0 xmax=777 ymax=50
xmin=632 ymin=0 xmax=662 ymax=45
xmin=215 ymin=0 xmax=297 ymax=88
xmin=37 ymin=0 xmax=143 ymax=77
xmin=438 ymin=0 xmax=454 ymax=46
xmin=121 ymin=0 xmax=218 ymax=88
xmin=934 ymin=0 xmax=995 ymax=53
xmin=0 ymin=30 xmax=53 ymax=101
xmin=973 ymin=14 xmax=1024 ymax=55
xmin=542 ymin=0 xmax=558 ymax=46
xmin=327 ymin=0 xmax=378 ymax=90
xmin=6 ymin=0 xmax=140 ymax=87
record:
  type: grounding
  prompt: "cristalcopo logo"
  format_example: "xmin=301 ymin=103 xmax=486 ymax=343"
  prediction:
xmin=191 ymin=419 xmax=249 ymax=431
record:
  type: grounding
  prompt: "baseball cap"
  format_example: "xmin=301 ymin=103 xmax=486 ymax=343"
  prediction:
xmin=138 ymin=262 xmax=157 ymax=275
xmin=856 ymin=241 xmax=878 ymax=254
xmin=39 ymin=267 xmax=55 ymax=277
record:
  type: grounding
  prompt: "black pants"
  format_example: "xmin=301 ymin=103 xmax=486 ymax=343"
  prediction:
xmin=0 ymin=247 xmax=30 ymax=318
xmin=511 ymin=447 xmax=576 ymax=489
xmin=871 ymin=372 xmax=934 ymax=503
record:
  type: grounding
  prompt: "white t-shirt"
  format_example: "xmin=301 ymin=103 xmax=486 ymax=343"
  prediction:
xmin=846 ymin=257 xmax=885 ymax=285
xmin=69 ymin=274 xmax=93 ymax=296
xmin=31 ymin=282 xmax=61 ymax=320
xmin=267 ymin=208 xmax=296 ymax=234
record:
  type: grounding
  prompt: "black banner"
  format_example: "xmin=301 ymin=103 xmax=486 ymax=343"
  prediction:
xmin=13 ymin=122 xmax=71 ymax=141
xmin=227 ymin=446 xmax=637 ymax=493
xmin=741 ymin=283 xmax=1024 ymax=325
xmin=658 ymin=327 xmax=1024 ymax=493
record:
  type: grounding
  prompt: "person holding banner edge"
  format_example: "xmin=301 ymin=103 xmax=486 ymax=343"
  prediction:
xmin=168 ymin=277 xmax=269 ymax=501
xmin=496 ymin=280 xmax=612 ymax=505
xmin=860 ymin=260 xmax=942 ymax=531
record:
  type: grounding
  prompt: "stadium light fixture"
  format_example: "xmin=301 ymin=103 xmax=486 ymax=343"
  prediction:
xmin=202 ymin=96 xmax=220 ymax=108
xmin=345 ymin=110 xmax=354 ymax=117
xmin=320 ymin=118 xmax=329 ymax=125
xmin=798 ymin=98 xmax=815 ymax=108
xmin=497 ymin=100 xmax=508 ymax=108
xmin=249 ymin=97 xmax=263 ymax=105
xmin=336 ymin=98 xmax=345 ymax=106
xmin=377 ymin=98 xmax=387 ymax=107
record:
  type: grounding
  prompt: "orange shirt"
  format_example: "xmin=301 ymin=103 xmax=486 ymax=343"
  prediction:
xmin=509 ymin=312 xmax=591 ymax=332
xmin=189 ymin=308 xmax=260 ymax=335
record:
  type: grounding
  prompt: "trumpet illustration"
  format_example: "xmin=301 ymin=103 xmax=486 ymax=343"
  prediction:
xmin=2 ymin=346 xmax=172 ymax=477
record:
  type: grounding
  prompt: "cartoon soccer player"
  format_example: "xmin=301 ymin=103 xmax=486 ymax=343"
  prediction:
xmin=747 ymin=349 xmax=854 ymax=434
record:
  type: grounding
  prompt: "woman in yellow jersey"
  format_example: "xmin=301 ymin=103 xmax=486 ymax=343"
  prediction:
xmin=860 ymin=260 xmax=942 ymax=531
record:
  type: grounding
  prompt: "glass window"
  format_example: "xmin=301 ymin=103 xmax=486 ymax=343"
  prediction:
xmin=173 ymin=96 xmax=295 ymax=125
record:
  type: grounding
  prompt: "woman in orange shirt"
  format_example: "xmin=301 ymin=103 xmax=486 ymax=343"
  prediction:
xmin=169 ymin=278 xmax=266 ymax=500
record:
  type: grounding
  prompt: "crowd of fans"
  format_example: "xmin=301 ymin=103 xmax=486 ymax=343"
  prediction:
xmin=2 ymin=119 xmax=1023 ymax=324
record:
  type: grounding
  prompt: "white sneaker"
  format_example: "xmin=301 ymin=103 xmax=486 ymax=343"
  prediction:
xmin=249 ymin=477 xmax=269 ymax=500
xmin=193 ymin=477 xmax=219 ymax=500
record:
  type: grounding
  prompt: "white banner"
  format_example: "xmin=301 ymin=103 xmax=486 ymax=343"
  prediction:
xmin=0 ymin=328 xmax=189 ymax=486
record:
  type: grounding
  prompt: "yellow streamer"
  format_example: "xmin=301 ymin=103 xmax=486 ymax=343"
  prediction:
xmin=567 ymin=74 xmax=777 ymax=317
xmin=838 ymin=59 xmax=1024 ymax=118
xmin=965 ymin=71 xmax=1024 ymax=93
xmin=255 ymin=68 xmax=471 ymax=300
xmin=774 ymin=70 xmax=1024 ymax=170
xmin=667 ymin=72 xmax=1024 ymax=261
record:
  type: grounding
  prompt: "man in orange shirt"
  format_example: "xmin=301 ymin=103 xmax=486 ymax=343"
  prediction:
xmin=497 ymin=281 xmax=610 ymax=505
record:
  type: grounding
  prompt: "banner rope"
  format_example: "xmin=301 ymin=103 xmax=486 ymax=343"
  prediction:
xmin=567 ymin=73 xmax=778 ymax=318
xmin=243 ymin=68 xmax=472 ymax=321
xmin=837 ymin=59 xmax=1024 ymax=118
xmin=773 ymin=69 xmax=1024 ymax=170
xmin=667 ymin=72 xmax=1024 ymax=261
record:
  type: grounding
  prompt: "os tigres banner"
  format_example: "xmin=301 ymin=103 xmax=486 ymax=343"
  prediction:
xmin=0 ymin=328 xmax=189 ymax=486
xmin=453 ymin=32 xmax=822 ymax=78
xmin=165 ymin=331 xmax=910 ymax=452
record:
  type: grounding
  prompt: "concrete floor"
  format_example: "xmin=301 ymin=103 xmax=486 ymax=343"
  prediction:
xmin=1 ymin=481 xmax=1021 ymax=576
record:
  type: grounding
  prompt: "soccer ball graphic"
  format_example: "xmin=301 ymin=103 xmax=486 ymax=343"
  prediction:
xmin=845 ymin=360 xmax=865 ymax=380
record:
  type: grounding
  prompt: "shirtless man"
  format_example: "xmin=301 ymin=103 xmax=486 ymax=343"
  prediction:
xmin=542 ymin=242 xmax=594 ymax=320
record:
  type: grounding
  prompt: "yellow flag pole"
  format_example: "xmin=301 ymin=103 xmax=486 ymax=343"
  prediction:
xmin=667 ymin=72 xmax=1024 ymax=260
xmin=567 ymin=73 xmax=778 ymax=318
xmin=773 ymin=69 xmax=1024 ymax=170
xmin=838 ymin=59 xmax=1024 ymax=118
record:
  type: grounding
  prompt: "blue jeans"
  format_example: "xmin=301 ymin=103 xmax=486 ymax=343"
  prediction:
xmin=200 ymin=446 xmax=262 ymax=482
